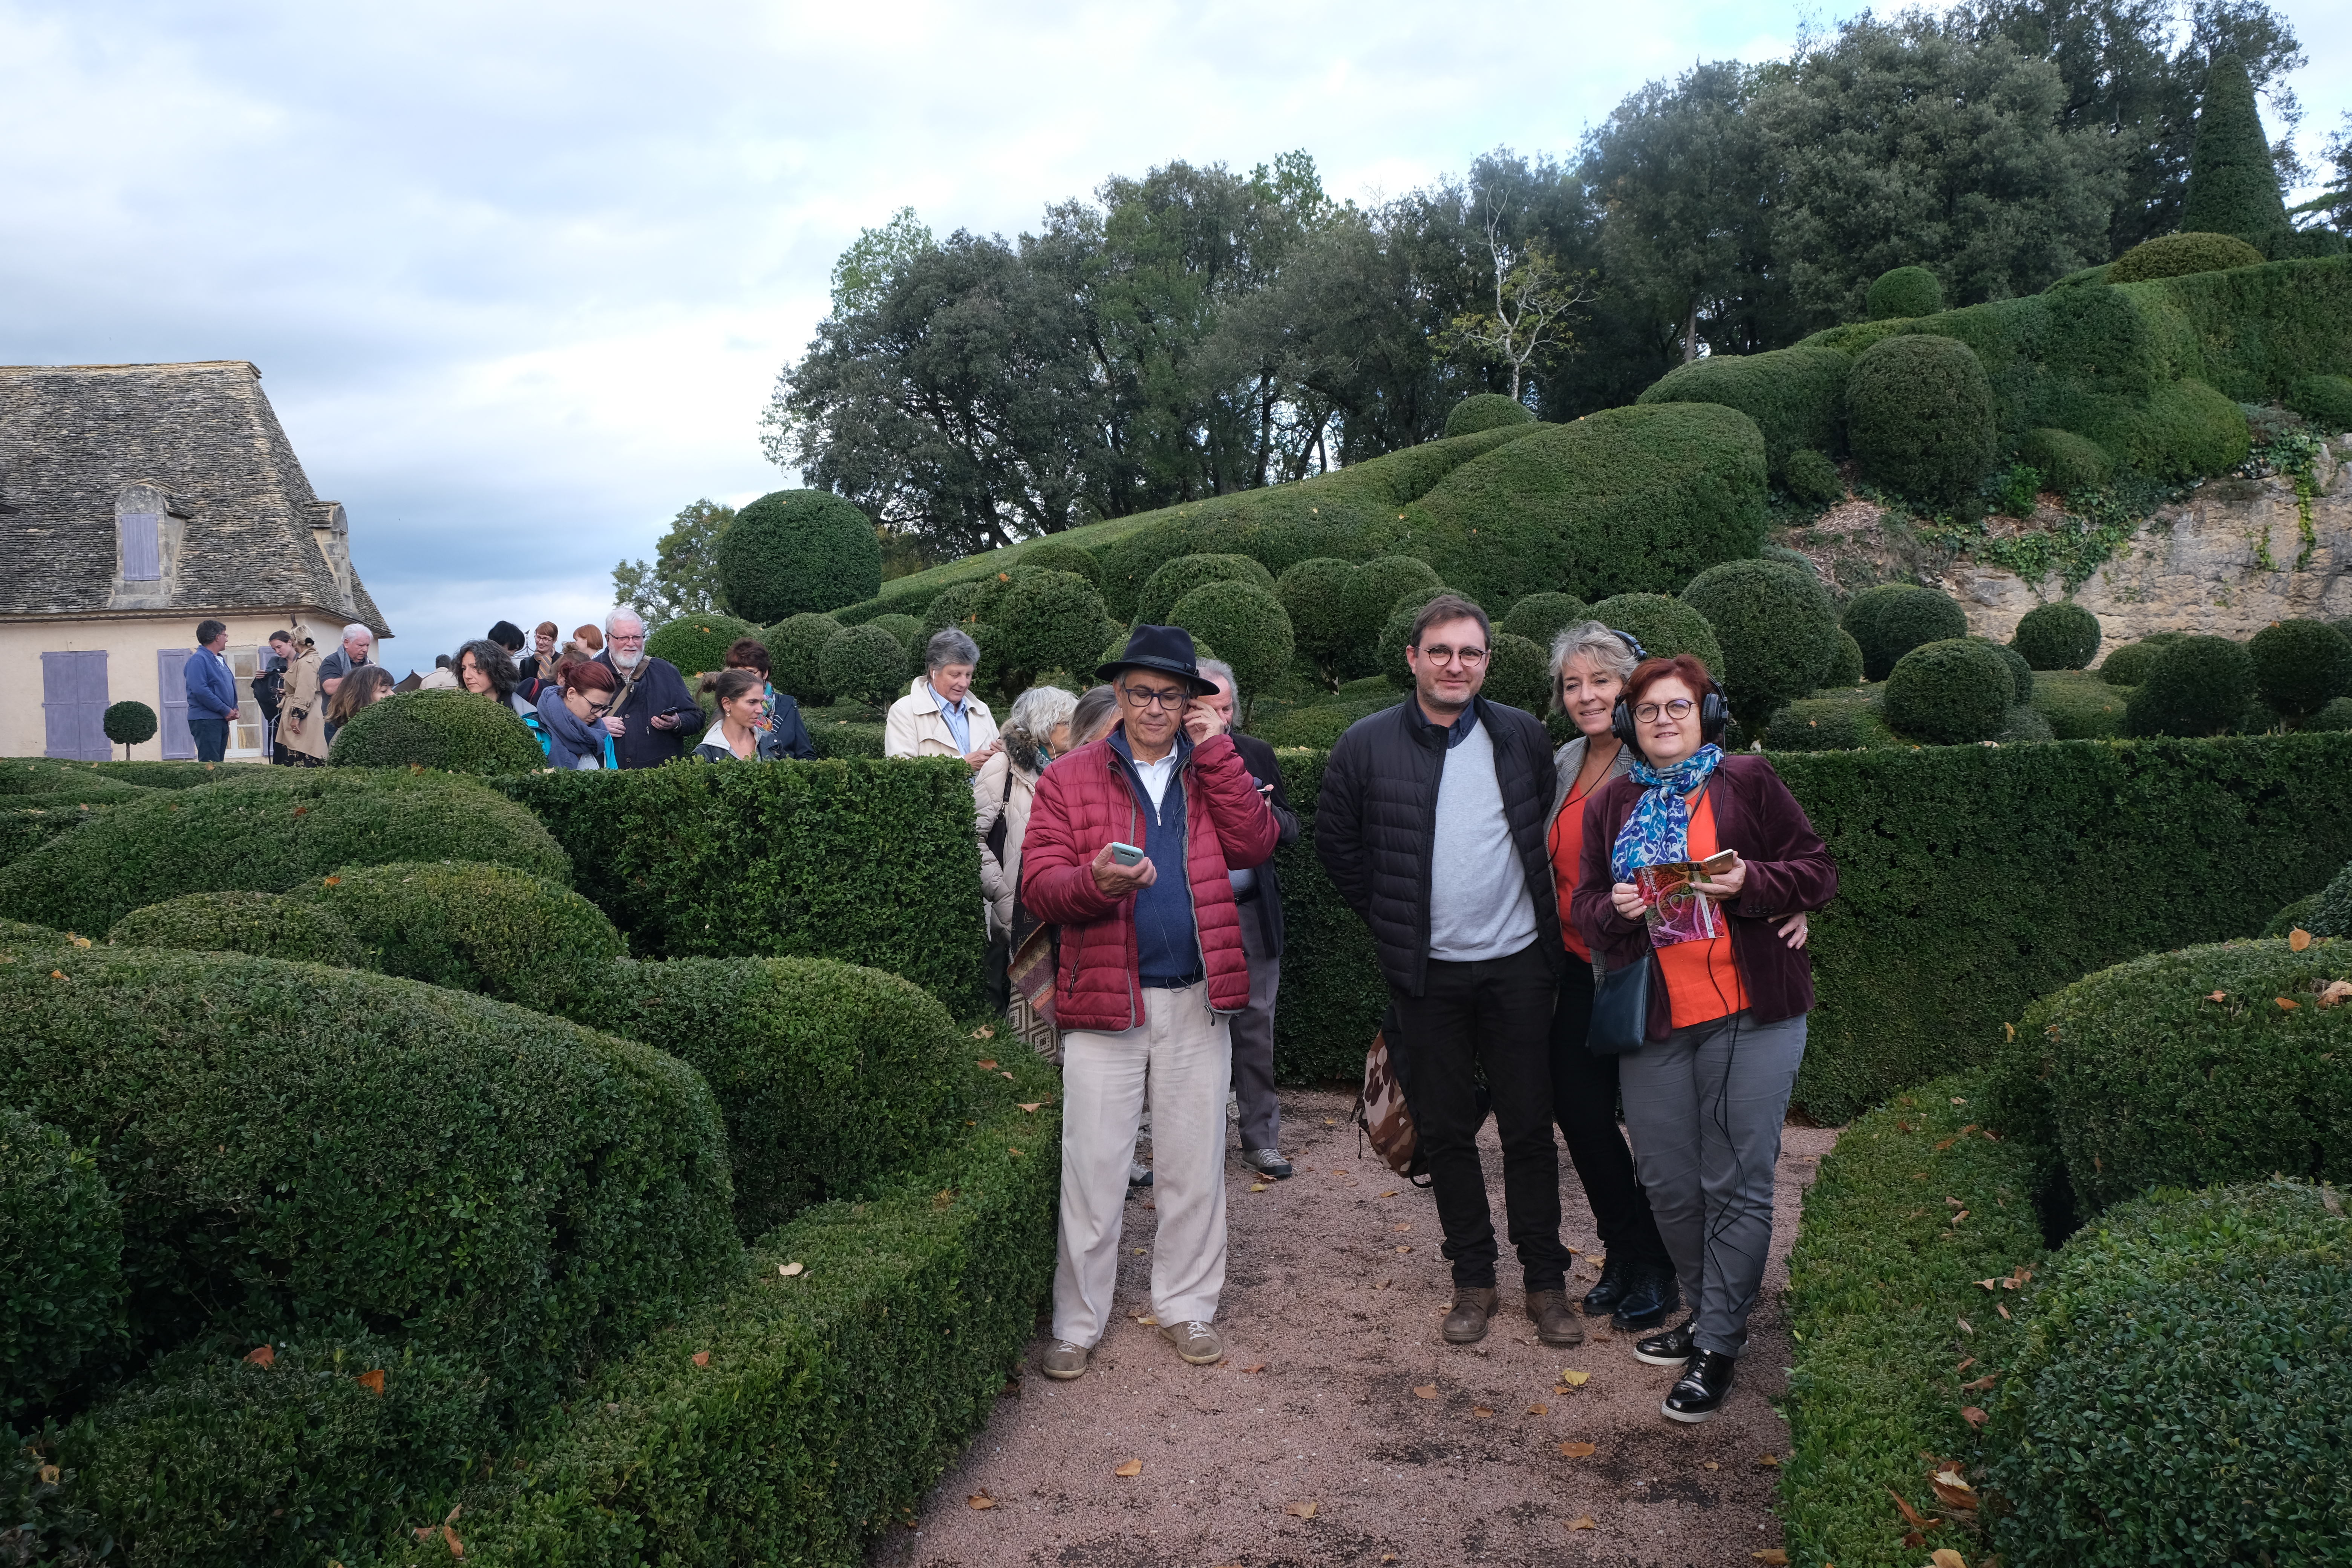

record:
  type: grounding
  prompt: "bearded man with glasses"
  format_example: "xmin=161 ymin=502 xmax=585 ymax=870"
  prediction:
xmin=1019 ymin=626 xmax=1282 ymax=1381
xmin=1317 ymin=593 xmax=1582 ymax=1349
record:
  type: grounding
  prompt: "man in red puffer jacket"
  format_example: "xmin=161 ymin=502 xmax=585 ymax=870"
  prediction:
xmin=1021 ymin=626 xmax=1281 ymax=1382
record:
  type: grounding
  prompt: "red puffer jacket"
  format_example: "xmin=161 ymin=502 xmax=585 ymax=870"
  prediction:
xmin=1020 ymin=728 xmax=1281 ymax=1033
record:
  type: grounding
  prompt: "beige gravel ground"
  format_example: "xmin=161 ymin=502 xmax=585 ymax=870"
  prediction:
xmin=871 ymin=1086 xmax=1837 ymax=1568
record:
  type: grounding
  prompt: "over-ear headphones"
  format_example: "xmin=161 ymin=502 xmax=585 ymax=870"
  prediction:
xmin=1609 ymin=628 xmax=1730 ymax=750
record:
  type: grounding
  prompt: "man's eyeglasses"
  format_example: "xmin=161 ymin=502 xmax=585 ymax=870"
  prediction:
xmin=1634 ymin=697 xmax=1697 ymax=723
xmin=1119 ymin=684 xmax=1191 ymax=711
xmin=1417 ymin=645 xmax=1488 ymax=668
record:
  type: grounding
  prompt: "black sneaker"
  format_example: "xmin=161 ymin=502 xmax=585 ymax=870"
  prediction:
xmin=1610 ymin=1261 xmax=1681 ymax=1334
xmin=1662 ymin=1349 xmax=1736 ymax=1423
xmin=1633 ymin=1315 xmax=1697 ymax=1367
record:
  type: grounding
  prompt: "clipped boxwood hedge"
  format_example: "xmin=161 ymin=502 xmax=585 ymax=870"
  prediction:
xmin=2 ymin=1106 xmax=125 ymax=1421
xmin=0 ymin=761 xmax=157 ymax=799
xmin=1479 ymin=632 xmax=1548 ymax=715
xmin=2249 ymin=618 xmax=2352 ymax=720
xmin=644 ymin=614 xmax=763 ymax=681
xmin=496 ymin=757 xmax=987 ymax=1016
xmin=1865 ymin=264 xmax=1943 ymax=320
xmin=1842 ymin=583 xmax=1968 ymax=682
xmin=0 ymin=946 xmax=738 ymax=1409
xmin=1780 ymin=1073 xmax=2042 ymax=1568
xmin=1584 ymin=592 xmax=1726 ymax=680
xmin=2096 ymin=633 xmax=2176 ymax=685
xmin=1821 ymin=626 xmax=1865 ymax=689
xmin=1401 ymin=401 xmax=1769 ymax=612
xmin=1634 ymin=345 xmax=1850 ymax=476
xmin=989 ymin=570 xmax=1117 ymax=696
xmin=0 ymin=801 xmax=114 ymax=871
xmin=1784 ymin=447 xmax=1844 ymax=504
xmin=1443 ymin=392 xmax=1534 ymax=437
xmin=328 ymin=689 xmax=548 ymax=775
xmin=2017 ymin=426 xmax=2112 ymax=493
xmin=1133 ymin=553 xmax=1276 ymax=628
xmin=107 ymin=889 xmax=371 ymax=969
xmin=1847 ymin=333 xmax=1998 ymax=504
xmin=718 ymin=489 xmax=881 ymax=623
xmin=1496 ymin=591 xmax=1590 ymax=655
xmin=1883 ymin=639 xmax=2014 ymax=744
xmin=1338 ymin=556 xmax=1444 ymax=670
xmin=2122 ymin=632 xmax=2254 ymax=737
xmin=1014 ymin=537 xmax=1099 ymax=585
xmin=299 ymin=861 xmax=626 ymax=1017
xmin=2010 ymin=601 xmax=2101 ymax=670
xmin=2027 ymin=669 xmax=2131 ymax=739
xmin=766 ymin=612 xmax=844 ymax=703
xmin=0 ymin=770 xmax=569 ymax=937
xmin=1986 ymin=1181 xmax=2350 ymax=1566
xmin=1762 ymin=692 xmax=1898 ymax=752
xmin=580 ymin=957 xmax=969 ymax=1239
xmin=1171 ymin=579 xmax=1294 ymax=698
xmin=360 ymin=1052 xmax=1063 ymax=1568
xmin=61 ymin=1328 xmax=503 ymax=1568
xmin=2105 ymin=230 xmax=2266 ymax=283
xmin=2288 ymin=373 xmax=2352 ymax=432
xmin=1992 ymin=937 xmax=2352 ymax=1216
xmin=818 ymin=622 xmax=914 ymax=709
xmin=1681 ymin=558 xmax=1841 ymax=726
xmin=1276 ymin=557 xmax=1357 ymax=683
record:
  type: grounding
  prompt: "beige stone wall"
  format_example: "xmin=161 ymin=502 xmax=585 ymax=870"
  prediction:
xmin=0 ymin=610 xmax=363 ymax=760
xmin=1952 ymin=436 xmax=2352 ymax=660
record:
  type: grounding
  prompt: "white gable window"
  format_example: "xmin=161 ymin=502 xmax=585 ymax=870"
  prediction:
xmin=119 ymin=512 xmax=162 ymax=580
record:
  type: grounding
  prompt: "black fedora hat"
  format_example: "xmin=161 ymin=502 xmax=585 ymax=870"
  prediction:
xmin=1097 ymin=624 xmax=1219 ymax=697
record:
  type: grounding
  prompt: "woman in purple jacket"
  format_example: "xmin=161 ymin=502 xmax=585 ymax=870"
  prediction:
xmin=1571 ymin=654 xmax=1836 ymax=1426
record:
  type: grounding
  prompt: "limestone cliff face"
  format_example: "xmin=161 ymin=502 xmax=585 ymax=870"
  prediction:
xmin=1952 ymin=436 xmax=2352 ymax=657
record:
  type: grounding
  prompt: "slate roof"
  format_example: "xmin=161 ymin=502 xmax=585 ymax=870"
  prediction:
xmin=0 ymin=361 xmax=390 ymax=635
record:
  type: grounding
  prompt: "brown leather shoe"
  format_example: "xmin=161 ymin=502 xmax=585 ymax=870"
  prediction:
xmin=1441 ymin=1286 xmax=1499 ymax=1344
xmin=1525 ymin=1288 xmax=1585 ymax=1347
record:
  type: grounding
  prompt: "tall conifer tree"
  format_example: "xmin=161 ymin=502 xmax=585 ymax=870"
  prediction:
xmin=2180 ymin=54 xmax=2289 ymax=247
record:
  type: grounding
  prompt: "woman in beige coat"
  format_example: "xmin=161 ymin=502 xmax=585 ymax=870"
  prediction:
xmin=974 ymin=684 xmax=1078 ymax=938
xmin=275 ymin=637 xmax=329 ymax=764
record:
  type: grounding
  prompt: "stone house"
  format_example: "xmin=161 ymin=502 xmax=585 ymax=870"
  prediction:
xmin=0 ymin=361 xmax=391 ymax=760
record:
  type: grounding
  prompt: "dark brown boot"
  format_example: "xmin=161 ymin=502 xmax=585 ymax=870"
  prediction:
xmin=1441 ymin=1286 xmax=1499 ymax=1344
xmin=1525 ymin=1288 xmax=1585 ymax=1347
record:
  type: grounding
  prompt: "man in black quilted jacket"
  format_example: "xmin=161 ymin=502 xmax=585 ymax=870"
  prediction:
xmin=1315 ymin=593 xmax=1578 ymax=1349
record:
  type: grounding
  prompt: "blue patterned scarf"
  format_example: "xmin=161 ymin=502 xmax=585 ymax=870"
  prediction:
xmin=1610 ymin=744 xmax=1726 ymax=881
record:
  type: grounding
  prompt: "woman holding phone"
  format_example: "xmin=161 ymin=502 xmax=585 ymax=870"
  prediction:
xmin=1570 ymin=653 xmax=1836 ymax=1425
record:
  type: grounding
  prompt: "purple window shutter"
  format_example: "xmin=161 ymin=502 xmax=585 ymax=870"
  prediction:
xmin=119 ymin=513 xmax=162 ymax=580
xmin=78 ymin=652 xmax=110 ymax=760
xmin=158 ymin=649 xmax=195 ymax=760
xmin=44 ymin=651 xmax=109 ymax=760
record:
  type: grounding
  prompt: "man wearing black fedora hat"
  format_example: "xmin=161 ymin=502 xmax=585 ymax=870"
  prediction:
xmin=1020 ymin=625 xmax=1283 ymax=1381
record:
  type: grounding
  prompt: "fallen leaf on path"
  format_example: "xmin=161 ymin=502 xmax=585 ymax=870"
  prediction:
xmin=1558 ymin=1441 xmax=1596 ymax=1458
xmin=1527 ymin=1403 xmax=1548 ymax=1415
xmin=1756 ymin=1453 xmax=1779 ymax=1467
xmin=1412 ymin=1383 xmax=1438 ymax=1399
xmin=2277 ymin=997 xmax=2300 ymax=1011
xmin=2289 ymin=927 xmax=2314 ymax=951
xmin=975 ymin=1058 xmax=998 ymax=1069
xmin=1285 ymin=1501 xmax=1317 ymax=1519
xmin=780 ymin=1262 xmax=804 ymax=1277
xmin=1995 ymin=1303 xmax=2011 ymax=1320
xmin=1702 ymin=1461 xmax=1720 ymax=1471
xmin=1000 ymin=1070 xmax=1014 ymax=1080
xmin=1018 ymin=1102 xmax=1043 ymax=1113
xmin=1395 ymin=1245 xmax=1411 ymax=1253
xmin=1392 ymin=1223 xmax=1411 ymax=1232
xmin=1374 ymin=1279 xmax=1392 ymax=1290
xmin=1558 ymin=1369 xmax=1591 ymax=1387
xmin=1379 ymin=1190 xmax=1398 ymax=1198
xmin=1472 ymin=1406 xmax=1494 ymax=1418
xmin=2208 ymin=990 xmax=2228 ymax=1002
xmin=1930 ymin=1467 xmax=1979 ymax=1509
xmin=1888 ymin=1488 xmax=1928 ymax=1529
xmin=1250 ymin=1182 xmax=1269 ymax=1193
xmin=691 ymin=1351 xmax=709 ymax=1367
xmin=1113 ymin=1459 xmax=1142 ymax=1478
xmin=356 ymin=1368 xmax=385 ymax=1394
xmin=1753 ymin=1552 xmax=1788 ymax=1565
xmin=1932 ymin=1551 xmax=1968 ymax=1568
xmin=1957 ymin=1317 xmax=1974 ymax=1335
xmin=967 ymin=1492 xmax=995 ymax=1509
xmin=1239 ymin=1362 xmax=1265 ymax=1373
xmin=2319 ymin=980 xmax=2352 ymax=1007
xmin=1133 ymin=1314 xmax=1158 ymax=1326
xmin=1962 ymin=1372 xmax=1998 ymax=1392
xmin=1566 ymin=1516 xmax=1596 ymax=1531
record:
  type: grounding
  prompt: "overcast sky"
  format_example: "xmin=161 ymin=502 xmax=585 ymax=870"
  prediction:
xmin=3 ymin=0 xmax=2344 ymax=670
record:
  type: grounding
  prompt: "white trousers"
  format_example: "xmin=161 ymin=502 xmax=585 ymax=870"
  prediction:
xmin=1052 ymin=983 xmax=1231 ymax=1346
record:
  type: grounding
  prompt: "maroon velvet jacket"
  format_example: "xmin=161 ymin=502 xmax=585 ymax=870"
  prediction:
xmin=1569 ymin=753 xmax=1838 ymax=1041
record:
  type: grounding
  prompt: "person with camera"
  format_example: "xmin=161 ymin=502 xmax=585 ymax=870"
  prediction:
xmin=1018 ymin=626 xmax=1280 ymax=1383
xmin=253 ymin=630 xmax=295 ymax=762
xmin=275 ymin=632 xmax=329 ymax=766
xmin=1570 ymin=654 xmax=1836 ymax=1424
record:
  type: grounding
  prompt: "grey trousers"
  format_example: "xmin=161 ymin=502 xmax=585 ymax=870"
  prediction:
xmin=1230 ymin=902 xmax=1282 ymax=1150
xmin=1617 ymin=1009 xmax=1806 ymax=1359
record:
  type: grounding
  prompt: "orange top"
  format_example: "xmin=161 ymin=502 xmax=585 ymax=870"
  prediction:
xmin=1656 ymin=791 xmax=1749 ymax=1029
xmin=1548 ymin=768 xmax=1608 ymax=959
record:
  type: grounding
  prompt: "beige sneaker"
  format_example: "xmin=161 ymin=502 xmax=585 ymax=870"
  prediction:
xmin=1040 ymin=1340 xmax=1090 ymax=1380
xmin=1161 ymin=1320 xmax=1224 ymax=1365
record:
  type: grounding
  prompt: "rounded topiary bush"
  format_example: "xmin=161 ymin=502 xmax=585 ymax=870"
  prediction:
xmin=2 ymin=1106 xmax=124 ymax=1418
xmin=1341 ymin=556 xmax=1444 ymax=661
xmin=2313 ymin=858 xmax=2352 ymax=940
xmin=1783 ymin=447 xmax=1844 ymax=505
xmin=1882 ymin=638 xmax=2014 ymax=744
xmin=1821 ymin=626 xmax=1865 ymax=689
xmin=1634 ymin=347 xmax=1849 ymax=477
xmin=1846 ymin=334 xmax=1998 ymax=505
xmin=2249 ymin=618 xmax=2352 ymax=721
xmin=1444 ymin=393 xmax=1536 ymax=438
xmin=717 ymin=488 xmax=881 ymax=622
xmin=2261 ymin=892 xmax=2321 ymax=939
xmin=1681 ymin=558 xmax=1842 ymax=727
xmin=0 ymin=946 xmax=736 ymax=1410
xmin=1977 ymin=637 xmax=2035 ymax=703
xmin=2104 ymin=229 xmax=2266 ymax=283
xmin=868 ymin=612 xmax=923 ymax=657
xmin=1761 ymin=693 xmax=1897 ymax=752
xmin=1986 ymin=1181 xmax=2350 ymax=1568
xmin=2287 ymin=373 xmax=2352 ymax=433
xmin=2095 ymin=633 xmax=2174 ymax=685
xmin=2018 ymin=427 xmax=2113 ymax=494
xmin=1842 ymin=582 xmax=1969 ymax=681
xmin=326 ymin=689 xmax=545 ymax=775
xmin=1170 ymin=580 xmax=1294 ymax=699
xmin=580 ymin=956 xmax=967 ymax=1239
xmin=2312 ymin=695 xmax=2352 ymax=732
xmin=2011 ymin=600 xmax=2102 ymax=670
xmin=766 ymin=612 xmax=843 ymax=703
xmin=1585 ymin=593 xmax=1727 ymax=680
xmin=1136 ymin=553 xmax=1275 ymax=628
xmin=300 ymin=861 xmax=626 ymax=1017
xmin=993 ymin=570 xmax=1118 ymax=695
xmin=107 ymin=890 xmax=370 ymax=969
xmin=1864 ymin=265 xmax=1943 ymax=321
xmin=2122 ymin=633 xmax=2254 ymax=737
xmin=1277 ymin=557 xmax=1358 ymax=681
xmin=643 ymin=614 xmax=763 ymax=680
xmin=102 ymin=701 xmax=157 ymax=755
xmin=820 ymin=623 xmax=914 ymax=709
xmin=0 ymin=770 xmax=568 ymax=937
xmin=1498 ymin=592 xmax=1591 ymax=655
xmin=919 ymin=578 xmax=1001 ymax=637
xmin=1478 ymin=632 xmax=1548 ymax=714
xmin=1015 ymin=538 xmax=1101 ymax=585
xmin=66 ymin=1329 xmax=499 ymax=1568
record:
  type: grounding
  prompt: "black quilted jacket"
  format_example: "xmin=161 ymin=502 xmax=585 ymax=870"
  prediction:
xmin=1314 ymin=697 xmax=1561 ymax=997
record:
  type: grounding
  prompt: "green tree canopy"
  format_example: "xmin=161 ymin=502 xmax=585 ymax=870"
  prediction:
xmin=611 ymin=499 xmax=734 ymax=624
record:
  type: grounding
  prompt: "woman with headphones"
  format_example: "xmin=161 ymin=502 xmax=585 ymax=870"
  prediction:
xmin=1568 ymin=652 xmax=1837 ymax=1425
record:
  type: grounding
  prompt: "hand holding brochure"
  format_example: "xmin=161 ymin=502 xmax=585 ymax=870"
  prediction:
xmin=1632 ymin=849 xmax=1736 ymax=946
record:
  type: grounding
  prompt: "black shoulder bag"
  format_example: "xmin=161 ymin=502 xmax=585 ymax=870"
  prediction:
xmin=1587 ymin=950 xmax=1654 ymax=1055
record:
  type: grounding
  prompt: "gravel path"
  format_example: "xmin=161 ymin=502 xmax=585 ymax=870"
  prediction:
xmin=873 ymin=1088 xmax=1836 ymax=1568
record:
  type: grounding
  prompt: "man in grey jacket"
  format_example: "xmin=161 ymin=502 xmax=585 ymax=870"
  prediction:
xmin=1315 ymin=594 xmax=1579 ymax=1349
